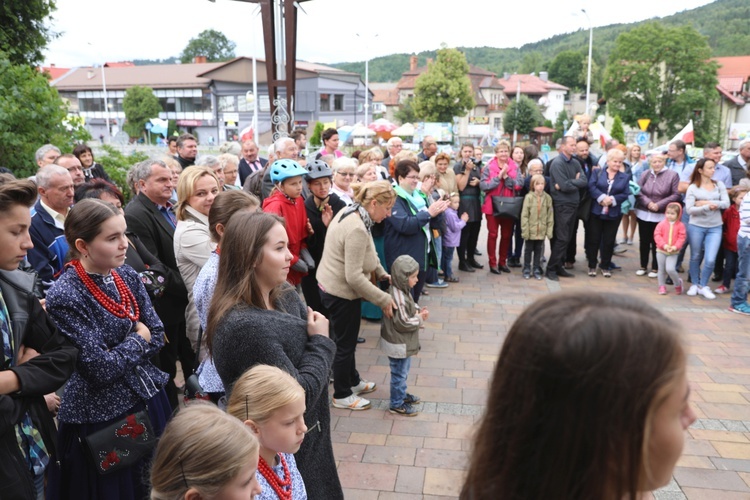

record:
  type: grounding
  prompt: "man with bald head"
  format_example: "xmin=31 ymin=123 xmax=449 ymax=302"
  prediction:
xmin=29 ymin=165 xmax=75 ymax=294
xmin=238 ymin=139 xmax=267 ymax=185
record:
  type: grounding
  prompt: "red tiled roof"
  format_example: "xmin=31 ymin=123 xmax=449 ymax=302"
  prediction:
xmin=372 ymin=87 xmax=399 ymax=106
xmin=716 ymin=84 xmax=745 ymax=106
xmin=533 ymin=126 xmax=557 ymax=134
xmin=104 ymin=62 xmax=135 ymax=68
xmin=38 ymin=66 xmax=70 ymax=80
xmin=497 ymin=73 xmax=568 ymax=94
xmin=718 ymin=76 xmax=745 ymax=93
xmin=397 ymin=64 xmax=502 ymax=91
xmin=713 ymin=56 xmax=750 ymax=82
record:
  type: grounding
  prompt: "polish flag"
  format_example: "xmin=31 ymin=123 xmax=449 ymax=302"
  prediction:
xmin=240 ymin=125 xmax=254 ymax=142
xmin=670 ymin=120 xmax=694 ymax=144
xmin=590 ymin=122 xmax=611 ymax=148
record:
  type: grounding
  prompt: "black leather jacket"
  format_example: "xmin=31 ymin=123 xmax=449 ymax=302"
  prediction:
xmin=0 ymin=269 xmax=77 ymax=499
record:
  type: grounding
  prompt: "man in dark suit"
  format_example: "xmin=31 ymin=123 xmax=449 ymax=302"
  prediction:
xmin=238 ymin=139 xmax=267 ymax=185
xmin=417 ymin=135 xmax=437 ymax=162
xmin=725 ymin=138 xmax=750 ymax=188
xmin=124 ymin=159 xmax=191 ymax=408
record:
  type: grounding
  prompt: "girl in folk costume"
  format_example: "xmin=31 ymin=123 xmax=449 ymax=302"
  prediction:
xmin=46 ymin=199 xmax=170 ymax=500
xmin=228 ymin=365 xmax=309 ymax=500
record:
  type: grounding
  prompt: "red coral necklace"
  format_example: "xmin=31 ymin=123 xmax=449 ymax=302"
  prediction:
xmin=257 ymin=454 xmax=292 ymax=500
xmin=72 ymin=260 xmax=139 ymax=321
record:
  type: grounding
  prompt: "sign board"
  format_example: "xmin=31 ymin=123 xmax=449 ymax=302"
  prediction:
xmin=728 ymin=123 xmax=750 ymax=141
xmin=636 ymin=131 xmax=649 ymax=147
xmin=637 ymin=119 xmax=651 ymax=132
xmin=469 ymin=116 xmax=489 ymax=125
xmin=224 ymin=112 xmax=239 ymax=122
xmin=415 ymin=122 xmax=453 ymax=143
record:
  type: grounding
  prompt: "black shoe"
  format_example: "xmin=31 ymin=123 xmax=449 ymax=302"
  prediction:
xmin=608 ymin=262 xmax=622 ymax=271
xmin=508 ymin=257 xmax=522 ymax=268
xmin=458 ymin=262 xmax=475 ymax=273
xmin=499 ymin=265 xmax=511 ymax=273
xmin=712 ymin=273 xmax=723 ymax=282
xmin=545 ymin=271 xmax=559 ymax=281
xmin=489 ymin=266 xmax=501 ymax=275
xmin=357 ymin=337 xmax=365 ymax=344
xmin=474 ymin=249 xmax=482 ymax=256
xmin=557 ymin=268 xmax=574 ymax=278
xmin=666 ymin=277 xmax=674 ymax=285
xmin=468 ymin=260 xmax=484 ymax=269
xmin=403 ymin=393 xmax=421 ymax=405
xmin=676 ymin=265 xmax=684 ymax=273
xmin=522 ymin=267 xmax=531 ymax=279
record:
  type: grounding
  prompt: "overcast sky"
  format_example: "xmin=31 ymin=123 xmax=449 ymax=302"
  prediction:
xmin=43 ymin=0 xmax=715 ymax=69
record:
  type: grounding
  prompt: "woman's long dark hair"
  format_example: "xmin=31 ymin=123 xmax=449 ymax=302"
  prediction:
xmin=461 ymin=292 xmax=684 ymax=500
xmin=205 ymin=211 xmax=287 ymax=354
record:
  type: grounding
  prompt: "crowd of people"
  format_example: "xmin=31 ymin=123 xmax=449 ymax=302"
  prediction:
xmin=1 ymin=123 xmax=748 ymax=499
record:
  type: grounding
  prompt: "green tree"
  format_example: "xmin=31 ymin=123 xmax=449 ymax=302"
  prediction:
xmin=504 ymin=96 xmax=544 ymax=136
xmin=0 ymin=53 xmax=88 ymax=178
xmin=412 ymin=48 xmax=475 ymax=122
xmin=552 ymin=110 xmax=569 ymax=143
xmin=602 ymin=22 xmax=718 ymax=139
xmin=122 ymin=86 xmax=162 ymax=139
xmin=610 ymin=115 xmax=626 ymax=144
xmin=519 ymin=51 xmax=544 ymax=74
xmin=548 ymin=51 xmax=584 ymax=90
xmin=394 ymin=97 xmax=418 ymax=124
xmin=180 ymin=29 xmax=236 ymax=63
xmin=309 ymin=122 xmax=325 ymax=147
xmin=0 ymin=1 xmax=58 ymax=66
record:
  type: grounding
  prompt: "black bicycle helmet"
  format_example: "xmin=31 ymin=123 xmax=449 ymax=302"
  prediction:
xmin=304 ymin=159 xmax=333 ymax=182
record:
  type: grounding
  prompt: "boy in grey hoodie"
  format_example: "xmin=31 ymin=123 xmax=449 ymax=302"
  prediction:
xmin=379 ymin=255 xmax=428 ymax=416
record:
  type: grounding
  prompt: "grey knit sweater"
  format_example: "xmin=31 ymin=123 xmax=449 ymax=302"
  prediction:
xmin=212 ymin=288 xmax=342 ymax=500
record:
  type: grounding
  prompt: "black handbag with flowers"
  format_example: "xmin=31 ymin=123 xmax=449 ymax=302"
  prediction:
xmin=83 ymin=409 xmax=156 ymax=475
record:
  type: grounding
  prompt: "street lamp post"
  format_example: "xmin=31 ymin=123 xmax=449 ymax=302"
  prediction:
xmin=356 ymin=33 xmax=378 ymax=128
xmin=581 ymin=8 xmax=593 ymax=116
xmin=101 ymin=63 xmax=111 ymax=143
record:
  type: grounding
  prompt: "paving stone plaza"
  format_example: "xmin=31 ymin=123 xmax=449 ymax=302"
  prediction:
xmin=328 ymin=229 xmax=750 ymax=499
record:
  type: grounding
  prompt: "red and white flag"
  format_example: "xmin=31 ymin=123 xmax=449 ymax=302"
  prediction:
xmin=240 ymin=125 xmax=254 ymax=142
xmin=670 ymin=120 xmax=694 ymax=144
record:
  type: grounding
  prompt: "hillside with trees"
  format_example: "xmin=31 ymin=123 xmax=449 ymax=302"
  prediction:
xmin=331 ymin=0 xmax=749 ymax=87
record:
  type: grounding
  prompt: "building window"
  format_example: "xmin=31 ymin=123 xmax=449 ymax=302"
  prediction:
xmin=334 ymin=94 xmax=344 ymax=111
xmin=320 ymin=93 xmax=330 ymax=111
xmin=159 ymin=97 xmax=176 ymax=113
xmin=219 ymin=96 xmax=236 ymax=112
xmin=494 ymin=118 xmax=501 ymax=130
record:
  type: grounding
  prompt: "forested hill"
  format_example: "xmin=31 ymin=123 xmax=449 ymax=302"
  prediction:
xmin=329 ymin=0 xmax=750 ymax=83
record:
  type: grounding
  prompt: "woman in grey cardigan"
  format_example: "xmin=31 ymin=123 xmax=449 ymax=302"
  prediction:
xmin=685 ymin=158 xmax=730 ymax=299
xmin=205 ymin=211 xmax=342 ymax=499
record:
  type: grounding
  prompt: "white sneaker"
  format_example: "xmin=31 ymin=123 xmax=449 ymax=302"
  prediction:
xmin=635 ymin=269 xmax=647 ymax=276
xmin=699 ymin=287 xmax=716 ymax=300
xmin=686 ymin=285 xmax=699 ymax=296
xmin=351 ymin=380 xmax=377 ymax=395
xmin=332 ymin=394 xmax=371 ymax=410
xmin=647 ymin=271 xmax=658 ymax=278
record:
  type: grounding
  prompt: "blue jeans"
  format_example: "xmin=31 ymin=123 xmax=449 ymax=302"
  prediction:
xmin=388 ymin=356 xmax=412 ymax=408
xmin=731 ymin=236 xmax=750 ymax=307
xmin=688 ymin=224 xmax=722 ymax=288
xmin=441 ymin=246 xmax=455 ymax=279
xmin=723 ymin=250 xmax=738 ymax=288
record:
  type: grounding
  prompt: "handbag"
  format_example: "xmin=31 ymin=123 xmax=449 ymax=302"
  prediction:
xmin=184 ymin=327 xmax=212 ymax=403
xmin=491 ymin=196 xmax=523 ymax=220
xmin=83 ymin=409 xmax=156 ymax=475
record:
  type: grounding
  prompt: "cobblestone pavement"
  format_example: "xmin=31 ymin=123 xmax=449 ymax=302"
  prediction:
xmin=330 ymin=228 xmax=750 ymax=499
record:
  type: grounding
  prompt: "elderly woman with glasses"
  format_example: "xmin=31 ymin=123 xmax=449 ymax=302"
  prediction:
xmin=331 ymin=157 xmax=358 ymax=205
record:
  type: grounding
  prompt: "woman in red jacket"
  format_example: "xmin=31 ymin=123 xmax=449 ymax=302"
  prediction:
xmin=262 ymin=159 xmax=315 ymax=288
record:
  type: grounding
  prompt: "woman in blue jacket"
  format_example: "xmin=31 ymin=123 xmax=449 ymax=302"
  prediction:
xmin=384 ymin=160 xmax=449 ymax=302
xmin=586 ymin=149 xmax=630 ymax=278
